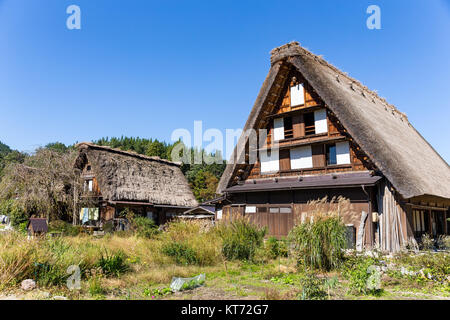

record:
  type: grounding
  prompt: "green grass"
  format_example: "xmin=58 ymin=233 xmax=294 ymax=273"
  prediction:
xmin=0 ymin=221 xmax=449 ymax=300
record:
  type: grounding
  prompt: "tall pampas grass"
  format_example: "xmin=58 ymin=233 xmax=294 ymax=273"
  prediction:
xmin=288 ymin=197 xmax=348 ymax=271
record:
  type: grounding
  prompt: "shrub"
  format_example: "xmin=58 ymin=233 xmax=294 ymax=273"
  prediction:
xmin=217 ymin=217 xmax=266 ymax=261
xmin=420 ymin=234 xmax=435 ymax=251
xmin=96 ymin=249 xmax=128 ymax=277
xmin=143 ymin=287 xmax=172 ymax=298
xmin=288 ymin=215 xmax=346 ymax=271
xmin=48 ymin=220 xmax=80 ymax=236
xmin=266 ymin=237 xmax=289 ymax=259
xmin=161 ymin=242 xmax=199 ymax=265
xmin=0 ymin=232 xmax=37 ymax=287
xmin=0 ymin=199 xmax=27 ymax=228
xmin=436 ymin=235 xmax=450 ymax=250
xmin=180 ymin=277 xmax=205 ymax=291
xmin=299 ymin=273 xmax=327 ymax=300
xmin=130 ymin=216 xmax=160 ymax=238
xmin=86 ymin=268 xmax=105 ymax=297
xmin=342 ymin=254 xmax=382 ymax=295
xmin=393 ymin=251 xmax=450 ymax=282
xmin=158 ymin=220 xmax=221 ymax=266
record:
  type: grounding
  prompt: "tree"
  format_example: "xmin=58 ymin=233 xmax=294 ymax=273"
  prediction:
xmin=0 ymin=148 xmax=83 ymax=221
xmin=0 ymin=141 xmax=12 ymax=156
xmin=45 ymin=142 xmax=68 ymax=153
xmin=0 ymin=142 xmax=26 ymax=178
xmin=191 ymin=170 xmax=219 ymax=203
xmin=145 ymin=140 xmax=167 ymax=158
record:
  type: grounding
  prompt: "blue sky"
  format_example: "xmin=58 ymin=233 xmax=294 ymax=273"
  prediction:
xmin=0 ymin=0 xmax=449 ymax=162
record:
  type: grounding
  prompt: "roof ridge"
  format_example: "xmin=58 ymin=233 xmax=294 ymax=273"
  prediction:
xmin=75 ymin=142 xmax=181 ymax=166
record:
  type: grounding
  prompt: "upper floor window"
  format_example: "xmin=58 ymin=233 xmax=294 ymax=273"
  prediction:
xmin=273 ymin=118 xmax=284 ymax=141
xmin=273 ymin=117 xmax=294 ymax=141
xmin=326 ymin=144 xmax=337 ymax=165
xmin=84 ymin=179 xmax=93 ymax=192
xmin=304 ymin=109 xmax=328 ymax=136
xmin=326 ymin=141 xmax=351 ymax=165
xmin=290 ymin=83 xmax=305 ymax=106
xmin=284 ymin=117 xmax=293 ymax=139
xmin=260 ymin=149 xmax=279 ymax=173
xmin=290 ymin=146 xmax=313 ymax=169
xmin=304 ymin=112 xmax=315 ymax=136
xmin=314 ymin=109 xmax=328 ymax=134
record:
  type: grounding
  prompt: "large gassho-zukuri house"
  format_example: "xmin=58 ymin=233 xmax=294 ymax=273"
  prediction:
xmin=216 ymin=42 xmax=450 ymax=252
xmin=74 ymin=142 xmax=198 ymax=229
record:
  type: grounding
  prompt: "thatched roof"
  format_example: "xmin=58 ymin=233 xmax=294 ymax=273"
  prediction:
xmin=75 ymin=143 xmax=198 ymax=207
xmin=27 ymin=218 xmax=48 ymax=233
xmin=218 ymin=42 xmax=450 ymax=200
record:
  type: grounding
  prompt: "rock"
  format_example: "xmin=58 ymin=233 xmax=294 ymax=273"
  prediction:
xmin=53 ymin=295 xmax=68 ymax=300
xmin=21 ymin=279 xmax=36 ymax=291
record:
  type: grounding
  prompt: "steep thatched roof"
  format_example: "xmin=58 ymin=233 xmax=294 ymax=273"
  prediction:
xmin=75 ymin=143 xmax=198 ymax=207
xmin=218 ymin=42 xmax=450 ymax=200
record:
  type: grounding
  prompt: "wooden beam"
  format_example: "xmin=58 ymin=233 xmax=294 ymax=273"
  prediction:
xmin=405 ymin=203 xmax=448 ymax=211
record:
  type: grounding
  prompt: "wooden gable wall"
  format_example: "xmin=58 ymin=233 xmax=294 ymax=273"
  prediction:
xmin=232 ymin=66 xmax=376 ymax=183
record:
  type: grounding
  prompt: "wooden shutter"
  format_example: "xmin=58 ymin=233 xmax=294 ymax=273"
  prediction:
xmin=312 ymin=144 xmax=325 ymax=167
xmin=292 ymin=114 xmax=305 ymax=137
xmin=279 ymin=149 xmax=291 ymax=171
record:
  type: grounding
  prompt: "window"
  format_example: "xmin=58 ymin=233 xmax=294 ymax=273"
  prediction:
xmin=260 ymin=149 xmax=279 ymax=173
xmin=284 ymin=117 xmax=293 ymax=139
xmin=273 ymin=118 xmax=284 ymax=141
xmin=245 ymin=206 xmax=256 ymax=213
xmin=304 ymin=112 xmax=315 ymax=135
xmin=290 ymin=146 xmax=313 ymax=169
xmin=280 ymin=207 xmax=292 ymax=214
xmin=314 ymin=109 xmax=328 ymax=134
xmin=336 ymin=141 xmax=351 ymax=164
xmin=290 ymin=84 xmax=305 ymax=106
xmin=267 ymin=207 xmax=292 ymax=214
xmin=327 ymin=142 xmax=351 ymax=165
xmin=84 ymin=179 xmax=93 ymax=192
xmin=86 ymin=165 xmax=91 ymax=171
xmin=326 ymin=144 xmax=337 ymax=165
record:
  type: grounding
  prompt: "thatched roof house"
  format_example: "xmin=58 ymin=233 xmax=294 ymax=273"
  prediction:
xmin=74 ymin=142 xmax=197 ymax=227
xmin=27 ymin=218 xmax=48 ymax=236
xmin=216 ymin=42 xmax=449 ymax=252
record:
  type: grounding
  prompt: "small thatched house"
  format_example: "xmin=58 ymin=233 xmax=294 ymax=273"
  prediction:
xmin=216 ymin=42 xmax=450 ymax=252
xmin=74 ymin=142 xmax=198 ymax=228
xmin=27 ymin=218 xmax=48 ymax=236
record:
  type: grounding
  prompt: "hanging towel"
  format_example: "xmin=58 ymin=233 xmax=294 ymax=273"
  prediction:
xmin=79 ymin=208 xmax=89 ymax=224
xmin=88 ymin=208 xmax=99 ymax=221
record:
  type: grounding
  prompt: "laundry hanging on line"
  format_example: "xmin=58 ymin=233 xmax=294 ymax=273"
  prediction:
xmin=79 ymin=207 xmax=99 ymax=223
